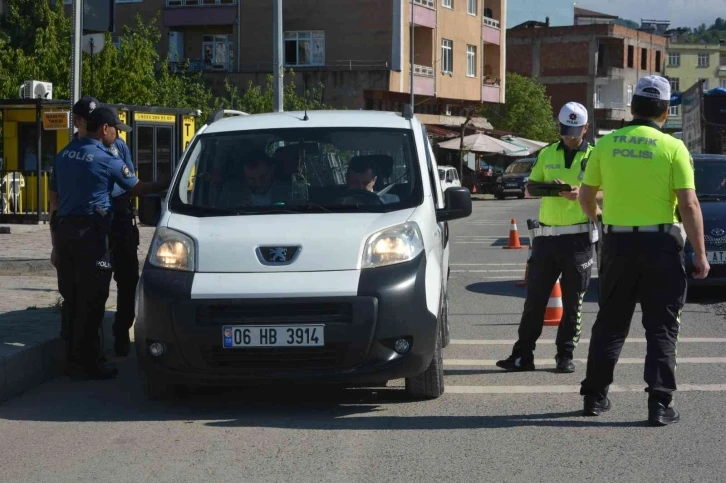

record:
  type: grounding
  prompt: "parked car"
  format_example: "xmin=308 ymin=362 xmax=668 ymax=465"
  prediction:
xmin=134 ymin=109 xmax=472 ymax=400
xmin=685 ymin=154 xmax=726 ymax=286
xmin=438 ymin=165 xmax=462 ymax=192
xmin=494 ymin=158 xmax=535 ymax=199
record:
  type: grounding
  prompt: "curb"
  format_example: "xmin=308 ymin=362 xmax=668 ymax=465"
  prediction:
xmin=0 ymin=337 xmax=66 ymax=403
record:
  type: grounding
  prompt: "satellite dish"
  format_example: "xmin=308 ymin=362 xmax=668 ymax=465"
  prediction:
xmin=81 ymin=34 xmax=105 ymax=55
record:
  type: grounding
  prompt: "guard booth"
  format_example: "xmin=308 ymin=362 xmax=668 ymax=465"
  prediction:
xmin=0 ymin=98 xmax=197 ymax=224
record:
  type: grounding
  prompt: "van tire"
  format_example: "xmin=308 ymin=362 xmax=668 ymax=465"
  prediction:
xmin=405 ymin=322 xmax=445 ymax=399
xmin=441 ymin=293 xmax=451 ymax=348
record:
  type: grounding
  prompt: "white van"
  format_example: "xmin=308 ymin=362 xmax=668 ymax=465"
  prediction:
xmin=135 ymin=109 xmax=472 ymax=400
xmin=438 ymin=165 xmax=461 ymax=192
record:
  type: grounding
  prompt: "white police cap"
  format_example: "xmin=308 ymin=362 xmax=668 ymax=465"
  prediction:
xmin=634 ymin=75 xmax=671 ymax=101
xmin=558 ymin=102 xmax=588 ymax=136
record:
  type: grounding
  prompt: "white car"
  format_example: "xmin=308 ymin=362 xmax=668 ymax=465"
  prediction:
xmin=135 ymin=109 xmax=472 ymax=400
xmin=438 ymin=165 xmax=461 ymax=192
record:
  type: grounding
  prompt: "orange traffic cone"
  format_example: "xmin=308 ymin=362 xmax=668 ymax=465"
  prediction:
xmin=543 ymin=278 xmax=563 ymax=326
xmin=515 ymin=245 xmax=532 ymax=287
xmin=503 ymin=218 xmax=526 ymax=249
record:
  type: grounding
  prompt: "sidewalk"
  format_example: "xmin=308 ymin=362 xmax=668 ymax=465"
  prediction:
xmin=0 ymin=224 xmax=155 ymax=403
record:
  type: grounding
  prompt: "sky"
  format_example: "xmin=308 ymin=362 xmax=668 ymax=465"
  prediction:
xmin=573 ymin=0 xmax=720 ymax=29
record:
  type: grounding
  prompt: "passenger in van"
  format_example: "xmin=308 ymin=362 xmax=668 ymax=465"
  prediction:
xmin=345 ymin=156 xmax=400 ymax=204
xmin=216 ymin=150 xmax=290 ymax=207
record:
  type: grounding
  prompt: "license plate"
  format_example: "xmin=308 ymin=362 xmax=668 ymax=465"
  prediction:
xmin=222 ymin=325 xmax=324 ymax=348
xmin=706 ymin=251 xmax=726 ymax=264
xmin=506 ymin=183 xmax=517 ymax=188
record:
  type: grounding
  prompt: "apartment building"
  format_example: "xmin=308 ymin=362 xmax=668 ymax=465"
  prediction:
xmin=663 ymin=41 xmax=726 ymax=130
xmin=65 ymin=0 xmax=506 ymax=122
xmin=507 ymin=22 xmax=668 ymax=140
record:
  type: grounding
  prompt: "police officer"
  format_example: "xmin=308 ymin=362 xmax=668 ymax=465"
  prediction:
xmin=49 ymin=106 xmax=167 ymax=379
xmin=61 ymin=96 xmax=139 ymax=358
xmin=578 ymin=75 xmax=709 ymax=425
xmin=496 ymin=102 xmax=597 ymax=374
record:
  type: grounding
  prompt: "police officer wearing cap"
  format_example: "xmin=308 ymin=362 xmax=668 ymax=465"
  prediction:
xmin=49 ymin=106 xmax=167 ymax=379
xmin=578 ymin=75 xmax=709 ymax=425
xmin=496 ymin=102 xmax=598 ymax=374
xmin=66 ymin=96 xmax=139 ymax=358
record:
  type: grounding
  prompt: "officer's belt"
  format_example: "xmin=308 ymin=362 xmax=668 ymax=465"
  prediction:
xmin=531 ymin=223 xmax=589 ymax=237
xmin=603 ymin=223 xmax=677 ymax=234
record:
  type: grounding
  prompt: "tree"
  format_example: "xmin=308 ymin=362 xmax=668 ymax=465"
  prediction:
xmin=478 ymin=73 xmax=559 ymax=143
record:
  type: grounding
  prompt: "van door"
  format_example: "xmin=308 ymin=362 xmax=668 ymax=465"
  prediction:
xmin=421 ymin=126 xmax=448 ymax=298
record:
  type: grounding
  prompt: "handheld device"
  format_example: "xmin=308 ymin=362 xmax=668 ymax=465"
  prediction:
xmin=526 ymin=183 xmax=573 ymax=197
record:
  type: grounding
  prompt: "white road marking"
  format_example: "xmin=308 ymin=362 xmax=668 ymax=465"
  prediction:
xmin=451 ymin=263 xmax=525 ymax=266
xmin=444 ymin=357 xmax=726 ymax=366
xmin=445 ymin=384 xmax=726 ymax=394
xmin=450 ymin=338 xmax=726 ymax=345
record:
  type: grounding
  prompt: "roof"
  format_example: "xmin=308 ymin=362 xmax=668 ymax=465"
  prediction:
xmin=574 ymin=7 xmax=618 ymax=19
xmin=203 ymin=110 xmax=415 ymax=133
xmin=424 ymin=124 xmax=459 ymax=138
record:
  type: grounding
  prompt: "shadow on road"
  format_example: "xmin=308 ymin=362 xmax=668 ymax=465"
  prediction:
xmin=465 ymin=279 xmax=600 ymax=304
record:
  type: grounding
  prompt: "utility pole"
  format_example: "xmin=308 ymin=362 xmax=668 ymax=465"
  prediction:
xmin=409 ymin=0 xmax=414 ymax=111
xmin=70 ymin=0 xmax=82 ymax=135
xmin=272 ymin=0 xmax=283 ymax=112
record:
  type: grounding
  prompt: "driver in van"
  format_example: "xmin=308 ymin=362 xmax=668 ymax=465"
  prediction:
xmin=346 ymin=156 xmax=399 ymax=204
xmin=216 ymin=150 xmax=290 ymax=207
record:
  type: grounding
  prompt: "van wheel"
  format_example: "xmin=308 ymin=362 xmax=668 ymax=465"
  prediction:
xmin=405 ymin=322 xmax=444 ymax=400
xmin=495 ymin=191 xmax=505 ymax=200
xmin=441 ymin=293 xmax=451 ymax=348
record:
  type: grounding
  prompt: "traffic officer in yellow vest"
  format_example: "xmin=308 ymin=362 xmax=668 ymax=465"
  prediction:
xmin=578 ymin=75 xmax=709 ymax=425
xmin=497 ymin=102 xmax=597 ymax=373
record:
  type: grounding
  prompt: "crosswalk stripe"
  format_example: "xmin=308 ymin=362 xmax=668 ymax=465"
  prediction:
xmin=445 ymin=384 xmax=726 ymax=394
xmin=445 ymin=357 xmax=726 ymax=366
xmin=449 ymin=338 xmax=726 ymax=345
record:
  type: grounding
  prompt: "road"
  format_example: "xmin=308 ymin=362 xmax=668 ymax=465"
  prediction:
xmin=2 ymin=199 xmax=726 ymax=483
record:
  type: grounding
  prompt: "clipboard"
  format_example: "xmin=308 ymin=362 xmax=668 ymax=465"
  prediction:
xmin=526 ymin=183 xmax=573 ymax=197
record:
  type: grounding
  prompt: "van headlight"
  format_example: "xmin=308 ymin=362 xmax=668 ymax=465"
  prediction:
xmin=362 ymin=222 xmax=424 ymax=269
xmin=148 ymin=227 xmax=195 ymax=271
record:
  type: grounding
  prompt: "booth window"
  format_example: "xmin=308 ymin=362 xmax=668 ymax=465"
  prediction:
xmin=17 ymin=123 xmax=57 ymax=172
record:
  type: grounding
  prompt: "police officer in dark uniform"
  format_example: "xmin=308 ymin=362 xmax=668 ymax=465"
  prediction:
xmin=49 ymin=106 xmax=167 ymax=379
xmin=578 ymin=75 xmax=709 ymax=425
xmin=59 ymin=96 xmax=139 ymax=358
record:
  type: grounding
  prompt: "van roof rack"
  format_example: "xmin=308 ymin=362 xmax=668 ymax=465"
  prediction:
xmin=206 ymin=109 xmax=250 ymax=125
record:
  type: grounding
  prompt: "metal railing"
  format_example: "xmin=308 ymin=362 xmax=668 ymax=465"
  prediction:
xmin=412 ymin=0 xmax=435 ymax=8
xmin=414 ymin=64 xmax=435 ymax=77
xmin=483 ymin=16 xmax=500 ymax=29
xmin=483 ymin=77 xmax=501 ymax=86
xmin=169 ymin=58 xmax=234 ymax=72
xmin=0 ymin=170 xmax=52 ymax=216
xmin=166 ymin=0 xmax=236 ymax=6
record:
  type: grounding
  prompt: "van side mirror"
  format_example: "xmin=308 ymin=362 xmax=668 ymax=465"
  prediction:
xmin=436 ymin=186 xmax=472 ymax=222
xmin=138 ymin=194 xmax=162 ymax=226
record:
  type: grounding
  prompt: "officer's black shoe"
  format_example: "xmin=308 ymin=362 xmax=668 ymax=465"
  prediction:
xmin=583 ymin=395 xmax=611 ymax=416
xmin=114 ymin=331 xmax=131 ymax=357
xmin=495 ymin=355 xmax=535 ymax=371
xmin=648 ymin=400 xmax=680 ymax=426
xmin=555 ymin=356 xmax=575 ymax=373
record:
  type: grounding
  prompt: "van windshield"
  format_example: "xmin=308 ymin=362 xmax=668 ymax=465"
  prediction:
xmin=505 ymin=161 xmax=532 ymax=174
xmin=170 ymin=127 xmax=423 ymax=216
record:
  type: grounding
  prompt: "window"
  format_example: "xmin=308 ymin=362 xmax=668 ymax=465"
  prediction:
xmin=626 ymin=85 xmax=633 ymax=106
xmin=721 ymin=79 xmax=726 ymax=89
xmin=466 ymin=45 xmax=476 ymax=77
xmin=442 ymin=0 xmax=452 ymax=8
xmin=669 ymin=77 xmax=680 ymax=92
xmin=467 ymin=0 xmax=476 ymax=15
xmin=698 ymin=53 xmax=710 ymax=67
xmin=655 ymin=51 xmax=662 ymax=72
xmin=627 ymin=46 xmax=634 ymax=68
xmin=641 ymin=48 xmax=647 ymax=70
xmin=284 ymin=31 xmax=325 ymax=67
xmin=172 ymin=127 xmax=423 ymax=215
xmin=669 ymin=105 xmax=680 ymax=116
xmin=699 ymin=78 xmax=709 ymax=90
xmin=668 ymin=52 xmax=680 ymax=66
xmin=202 ymin=34 xmax=233 ymax=71
xmin=442 ymin=39 xmax=453 ymax=73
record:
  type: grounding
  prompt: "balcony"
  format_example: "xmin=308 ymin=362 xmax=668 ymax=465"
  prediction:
xmin=482 ymin=16 xmax=500 ymax=45
xmin=169 ymin=58 xmax=234 ymax=73
xmin=594 ymin=101 xmax=628 ymax=121
xmin=718 ymin=65 xmax=726 ymax=77
xmin=482 ymin=77 xmax=501 ymax=103
xmin=410 ymin=0 xmax=436 ymax=28
xmin=412 ymin=64 xmax=435 ymax=96
xmin=164 ymin=0 xmax=237 ymax=27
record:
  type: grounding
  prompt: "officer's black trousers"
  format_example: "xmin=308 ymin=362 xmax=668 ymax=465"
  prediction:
xmin=512 ymin=232 xmax=594 ymax=361
xmin=55 ymin=216 xmax=113 ymax=367
xmin=580 ymin=232 xmax=686 ymax=405
xmin=109 ymin=199 xmax=140 ymax=336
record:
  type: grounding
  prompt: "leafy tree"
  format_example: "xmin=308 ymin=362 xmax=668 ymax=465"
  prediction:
xmin=677 ymin=18 xmax=726 ymax=43
xmin=612 ymin=18 xmax=640 ymax=30
xmin=478 ymin=73 xmax=559 ymax=143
